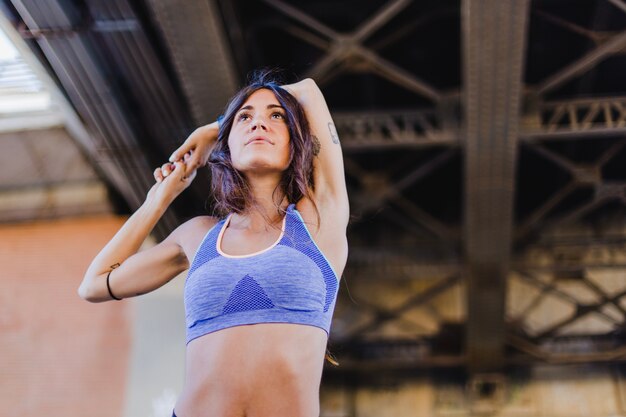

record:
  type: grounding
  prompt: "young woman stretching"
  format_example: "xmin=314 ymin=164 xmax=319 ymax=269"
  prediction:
xmin=78 ymin=73 xmax=349 ymax=417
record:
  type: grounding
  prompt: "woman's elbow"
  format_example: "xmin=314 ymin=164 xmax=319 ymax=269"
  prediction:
xmin=299 ymin=77 xmax=317 ymax=88
xmin=300 ymin=78 xmax=321 ymax=96
xmin=77 ymin=278 xmax=103 ymax=303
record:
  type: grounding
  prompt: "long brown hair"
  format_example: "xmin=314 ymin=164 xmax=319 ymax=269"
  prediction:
xmin=208 ymin=72 xmax=337 ymax=365
xmin=208 ymin=72 xmax=316 ymax=219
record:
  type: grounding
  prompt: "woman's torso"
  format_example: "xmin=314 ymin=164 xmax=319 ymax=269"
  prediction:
xmin=176 ymin=324 xmax=327 ymax=417
xmin=174 ymin=200 xmax=347 ymax=417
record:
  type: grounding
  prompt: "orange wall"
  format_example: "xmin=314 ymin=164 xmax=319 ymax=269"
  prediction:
xmin=0 ymin=216 xmax=131 ymax=417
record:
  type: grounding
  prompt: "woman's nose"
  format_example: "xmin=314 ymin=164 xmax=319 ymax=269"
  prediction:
xmin=250 ymin=117 xmax=268 ymax=131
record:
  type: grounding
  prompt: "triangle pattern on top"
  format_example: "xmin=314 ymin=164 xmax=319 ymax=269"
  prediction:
xmin=222 ymin=274 xmax=275 ymax=315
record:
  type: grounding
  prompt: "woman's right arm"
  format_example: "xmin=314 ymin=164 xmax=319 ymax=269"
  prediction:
xmin=78 ymin=157 xmax=196 ymax=303
xmin=168 ymin=120 xmax=220 ymax=171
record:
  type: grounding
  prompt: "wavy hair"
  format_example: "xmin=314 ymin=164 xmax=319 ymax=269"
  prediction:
xmin=207 ymin=72 xmax=335 ymax=364
xmin=208 ymin=72 xmax=317 ymax=221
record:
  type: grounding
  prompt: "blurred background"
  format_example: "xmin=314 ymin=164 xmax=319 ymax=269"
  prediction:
xmin=0 ymin=0 xmax=625 ymax=416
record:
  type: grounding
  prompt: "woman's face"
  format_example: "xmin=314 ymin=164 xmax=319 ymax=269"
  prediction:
xmin=228 ymin=88 xmax=291 ymax=175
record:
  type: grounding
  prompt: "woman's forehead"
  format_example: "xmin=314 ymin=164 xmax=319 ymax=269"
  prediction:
xmin=239 ymin=88 xmax=281 ymax=109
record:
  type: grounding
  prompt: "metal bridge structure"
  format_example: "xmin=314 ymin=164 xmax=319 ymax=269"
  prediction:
xmin=2 ymin=0 xmax=625 ymax=381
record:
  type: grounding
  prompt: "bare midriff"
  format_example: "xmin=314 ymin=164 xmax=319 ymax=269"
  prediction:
xmin=174 ymin=323 xmax=328 ymax=417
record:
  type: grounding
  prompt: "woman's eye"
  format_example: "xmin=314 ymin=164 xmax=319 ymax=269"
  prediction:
xmin=237 ymin=113 xmax=251 ymax=121
xmin=272 ymin=112 xmax=285 ymax=120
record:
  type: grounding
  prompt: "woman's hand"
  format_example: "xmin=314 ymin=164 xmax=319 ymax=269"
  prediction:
xmin=146 ymin=152 xmax=197 ymax=207
xmin=168 ymin=121 xmax=220 ymax=172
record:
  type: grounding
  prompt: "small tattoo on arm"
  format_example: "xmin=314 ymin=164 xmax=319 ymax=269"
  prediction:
xmin=311 ymin=135 xmax=321 ymax=156
xmin=328 ymin=122 xmax=340 ymax=144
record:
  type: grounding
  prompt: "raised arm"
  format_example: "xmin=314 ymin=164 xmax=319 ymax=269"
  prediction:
xmin=283 ymin=78 xmax=349 ymax=226
xmin=78 ymin=156 xmax=199 ymax=303
xmin=167 ymin=78 xmax=349 ymax=225
xmin=168 ymin=121 xmax=220 ymax=171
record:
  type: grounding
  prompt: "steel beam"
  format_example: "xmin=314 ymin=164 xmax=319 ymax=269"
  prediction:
xmin=521 ymin=96 xmax=626 ymax=141
xmin=329 ymin=92 xmax=626 ymax=150
xmin=332 ymin=95 xmax=626 ymax=150
xmin=338 ymin=274 xmax=461 ymax=343
xmin=10 ymin=0 xmax=181 ymax=236
xmin=462 ymin=0 xmax=530 ymax=372
xmin=537 ymin=31 xmax=626 ymax=95
xmin=145 ymin=0 xmax=238 ymax=125
xmin=334 ymin=110 xmax=458 ymax=150
xmin=262 ymin=0 xmax=442 ymax=101
xmin=608 ymin=0 xmax=626 ymax=14
xmin=325 ymin=334 xmax=626 ymax=375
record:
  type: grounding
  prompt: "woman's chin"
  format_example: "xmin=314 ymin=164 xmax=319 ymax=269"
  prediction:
xmin=238 ymin=163 xmax=287 ymax=176
xmin=236 ymin=158 xmax=289 ymax=174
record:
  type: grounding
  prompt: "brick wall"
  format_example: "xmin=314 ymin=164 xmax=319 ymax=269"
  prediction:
xmin=0 ymin=216 xmax=131 ymax=417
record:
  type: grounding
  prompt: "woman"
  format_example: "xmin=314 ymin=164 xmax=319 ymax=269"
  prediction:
xmin=78 ymin=73 xmax=349 ymax=417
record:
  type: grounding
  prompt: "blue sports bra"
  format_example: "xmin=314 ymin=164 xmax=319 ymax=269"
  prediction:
xmin=184 ymin=203 xmax=340 ymax=344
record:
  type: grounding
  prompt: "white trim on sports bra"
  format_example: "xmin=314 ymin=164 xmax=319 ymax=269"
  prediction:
xmin=216 ymin=212 xmax=287 ymax=258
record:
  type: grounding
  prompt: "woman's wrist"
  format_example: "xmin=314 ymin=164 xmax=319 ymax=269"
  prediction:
xmin=191 ymin=121 xmax=219 ymax=147
xmin=282 ymin=78 xmax=315 ymax=103
xmin=205 ymin=120 xmax=220 ymax=137
xmin=142 ymin=192 xmax=172 ymax=217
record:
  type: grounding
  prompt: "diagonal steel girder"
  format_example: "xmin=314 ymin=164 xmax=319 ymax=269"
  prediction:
xmin=537 ymin=30 xmax=626 ymax=95
xmin=462 ymin=0 xmax=530 ymax=372
xmin=262 ymin=0 xmax=441 ymax=101
xmin=145 ymin=0 xmax=238 ymax=126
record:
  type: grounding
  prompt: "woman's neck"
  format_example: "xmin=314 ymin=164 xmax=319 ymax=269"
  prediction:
xmin=231 ymin=174 xmax=287 ymax=232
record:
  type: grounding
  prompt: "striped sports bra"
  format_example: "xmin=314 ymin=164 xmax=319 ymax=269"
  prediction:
xmin=184 ymin=203 xmax=340 ymax=344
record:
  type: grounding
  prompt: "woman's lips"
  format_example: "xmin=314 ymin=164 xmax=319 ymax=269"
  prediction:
xmin=246 ymin=136 xmax=273 ymax=145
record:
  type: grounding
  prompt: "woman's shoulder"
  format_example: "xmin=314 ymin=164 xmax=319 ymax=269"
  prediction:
xmin=170 ymin=215 xmax=221 ymax=262
xmin=182 ymin=214 xmax=221 ymax=228
xmin=176 ymin=215 xmax=221 ymax=238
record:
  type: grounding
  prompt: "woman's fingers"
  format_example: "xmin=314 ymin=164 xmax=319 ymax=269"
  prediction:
xmin=181 ymin=151 xmax=192 ymax=169
xmin=170 ymin=161 xmax=184 ymax=178
xmin=170 ymin=125 xmax=211 ymax=163
xmin=153 ymin=154 xmax=197 ymax=189
xmin=169 ymin=140 xmax=194 ymax=163
xmin=164 ymin=161 xmax=189 ymax=181
xmin=153 ymin=167 xmax=163 ymax=182
xmin=188 ymin=151 xmax=205 ymax=171
xmin=153 ymin=162 xmax=176 ymax=184
xmin=155 ymin=160 xmax=184 ymax=177
xmin=161 ymin=162 xmax=175 ymax=177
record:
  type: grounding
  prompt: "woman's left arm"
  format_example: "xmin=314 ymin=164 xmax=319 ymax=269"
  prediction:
xmin=283 ymin=78 xmax=349 ymax=226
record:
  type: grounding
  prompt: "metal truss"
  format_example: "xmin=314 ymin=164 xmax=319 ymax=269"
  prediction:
xmin=333 ymin=232 xmax=626 ymax=370
xmin=325 ymin=0 xmax=626 ymax=373
xmin=535 ymin=29 xmax=626 ymax=97
xmin=334 ymin=110 xmax=458 ymax=150
xmin=326 ymin=335 xmax=626 ymax=374
xmin=516 ymin=138 xmax=626 ymax=243
xmin=336 ymin=274 xmax=462 ymax=345
xmin=506 ymin=266 xmax=626 ymax=365
xmin=333 ymin=96 xmax=626 ymax=150
xmin=261 ymin=0 xmax=442 ymax=102
xmin=344 ymin=150 xmax=459 ymax=242
xmin=523 ymin=97 xmax=626 ymax=140
xmin=7 ymin=0 xmax=626 ymax=374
